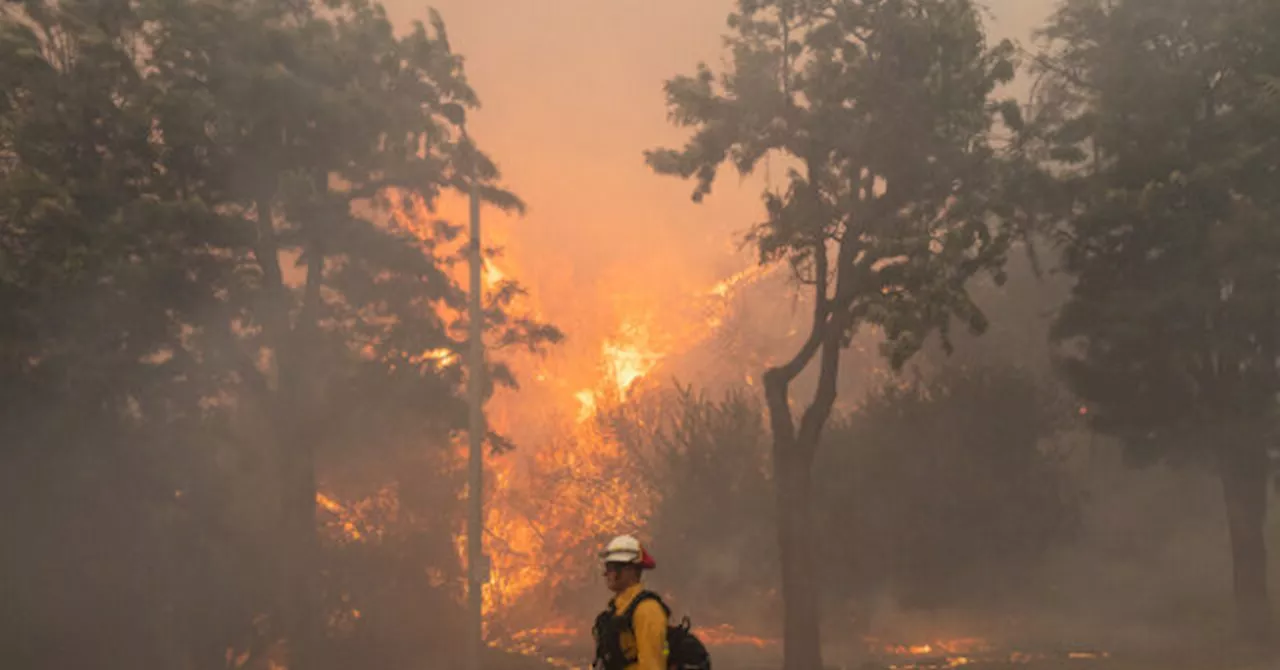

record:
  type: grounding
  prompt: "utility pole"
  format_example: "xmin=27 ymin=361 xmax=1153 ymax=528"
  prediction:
xmin=465 ymin=126 xmax=486 ymax=670
xmin=446 ymin=103 xmax=487 ymax=670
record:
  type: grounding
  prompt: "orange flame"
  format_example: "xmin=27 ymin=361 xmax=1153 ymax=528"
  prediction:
xmin=376 ymin=187 xmax=778 ymax=641
xmin=315 ymin=492 xmax=363 ymax=542
xmin=696 ymin=624 xmax=779 ymax=649
xmin=871 ymin=637 xmax=1111 ymax=669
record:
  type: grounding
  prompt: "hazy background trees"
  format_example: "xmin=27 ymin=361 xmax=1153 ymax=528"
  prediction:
xmin=642 ymin=0 xmax=1279 ymax=665
xmin=1030 ymin=0 xmax=1280 ymax=645
xmin=3 ymin=0 xmax=1279 ymax=669
xmin=1 ymin=1 xmax=555 ymax=668
xmin=646 ymin=1 xmax=1025 ymax=665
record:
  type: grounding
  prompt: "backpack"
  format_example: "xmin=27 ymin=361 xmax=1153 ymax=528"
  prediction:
xmin=592 ymin=590 xmax=712 ymax=670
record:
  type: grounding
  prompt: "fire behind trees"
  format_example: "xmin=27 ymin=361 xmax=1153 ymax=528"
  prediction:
xmin=647 ymin=0 xmax=1280 ymax=665
xmin=2 ymin=0 xmax=1280 ymax=669
xmin=608 ymin=366 xmax=1077 ymax=631
xmin=0 ymin=1 xmax=558 ymax=668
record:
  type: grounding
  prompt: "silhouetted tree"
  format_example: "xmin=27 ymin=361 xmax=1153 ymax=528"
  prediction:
xmin=1033 ymin=0 xmax=1280 ymax=645
xmin=0 ymin=1 xmax=559 ymax=667
xmin=646 ymin=2 xmax=1021 ymax=666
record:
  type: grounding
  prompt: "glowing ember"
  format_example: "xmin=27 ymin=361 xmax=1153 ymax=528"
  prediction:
xmin=412 ymin=348 xmax=461 ymax=367
xmin=316 ymin=493 xmax=343 ymax=515
xmin=315 ymin=492 xmax=363 ymax=542
xmin=870 ymin=638 xmax=1112 ymax=670
xmin=695 ymin=624 xmax=778 ymax=649
xmin=881 ymin=640 xmax=990 ymax=657
xmin=508 ymin=624 xmax=580 ymax=641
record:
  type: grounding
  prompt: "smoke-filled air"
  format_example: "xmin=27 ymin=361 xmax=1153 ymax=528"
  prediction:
xmin=4 ymin=1 xmax=1280 ymax=670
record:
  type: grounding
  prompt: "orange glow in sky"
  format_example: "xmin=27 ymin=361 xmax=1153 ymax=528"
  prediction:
xmin=376 ymin=0 xmax=1054 ymax=641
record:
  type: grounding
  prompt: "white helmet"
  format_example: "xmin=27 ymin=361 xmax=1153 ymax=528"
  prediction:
xmin=600 ymin=534 xmax=656 ymax=569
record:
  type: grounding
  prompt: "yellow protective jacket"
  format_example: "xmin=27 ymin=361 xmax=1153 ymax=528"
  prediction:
xmin=611 ymin=583 xmax=668 ymax=670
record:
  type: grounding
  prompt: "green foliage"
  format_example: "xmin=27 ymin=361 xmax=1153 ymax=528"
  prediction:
xmin=1026 ymin=0 xmax=1280 ymax=641
xmin=648 ymin=4 xmax=1032 ymax=664
xmin=647 ymin=0 xmax=1024 ymax=367
xmin=0 ymin=0 xmax=559 ymax=667
xmin=817 ymin=365 xmax=1078 ymax=608
xmin=1034 ymin=0 xmax=1280 ymax=460
xmin=1030 ymin=0 xmax=1280 ymax=644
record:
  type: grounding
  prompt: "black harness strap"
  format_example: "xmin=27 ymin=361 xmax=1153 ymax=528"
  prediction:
xmin=594 ymin=591 xmax=671 ymax=670
xmin=621 ymin=590 xmax=672 ymax=625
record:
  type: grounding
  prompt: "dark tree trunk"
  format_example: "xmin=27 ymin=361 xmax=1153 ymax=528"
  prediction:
xmin=281 ymin=238 xmax=327 ymax=670
xmin=764 ymin=318 xmax=843 ymax=670
xmin=1220 ymin=444 xmax=1273 ymax=647
xmin=773 ymin=434 xmax=822 ymax=670
xmin=281 ymin=431 xmax=321 ymax=670
xmin=254 ymin=194 xmax=325 ymax=670
xmin=759 ymin=159 xmax=856 ymax=670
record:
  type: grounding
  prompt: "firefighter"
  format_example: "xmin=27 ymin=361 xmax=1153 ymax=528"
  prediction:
xmin=592 ymin=534 xmax=668 ymax=670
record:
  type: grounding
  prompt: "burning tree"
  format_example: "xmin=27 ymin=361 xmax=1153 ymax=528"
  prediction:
xmin=0 ymin=1 xmax=558 ymax=667
xmin=1031 ymin=0 xmax=1280 ymax=646
xmin=143 ymin=2 xmax=560 ymax=666
xmin=646 ymin=1 xmax=1023 ymax=667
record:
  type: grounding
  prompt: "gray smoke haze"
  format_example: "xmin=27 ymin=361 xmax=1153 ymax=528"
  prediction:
xmin=382 ymin=0 xmax=1275 ymax=659
xmin=6 ymin=1 xmax=1277 ymax=669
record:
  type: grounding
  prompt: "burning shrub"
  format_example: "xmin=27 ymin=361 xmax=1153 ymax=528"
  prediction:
xmin=816 ymin=364 xmax=1080 ymax=611
xmin=313 ymin=429 xmax=470 ymax=668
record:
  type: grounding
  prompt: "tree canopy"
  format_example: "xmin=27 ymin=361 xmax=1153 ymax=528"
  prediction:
xmin=647 ymin=1 xmax=1024 ymax=666
xmin=1033 ymin=0 xmax=1280 ymax=644
xmin=0 ymin=1 xmax=558 ymax=667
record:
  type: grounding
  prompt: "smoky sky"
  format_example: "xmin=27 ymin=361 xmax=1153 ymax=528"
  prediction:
xmin=371 ymin=0 xmax=1059 ymax=443
xmin=378 ymin=0 xmax=1056 ymax=324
